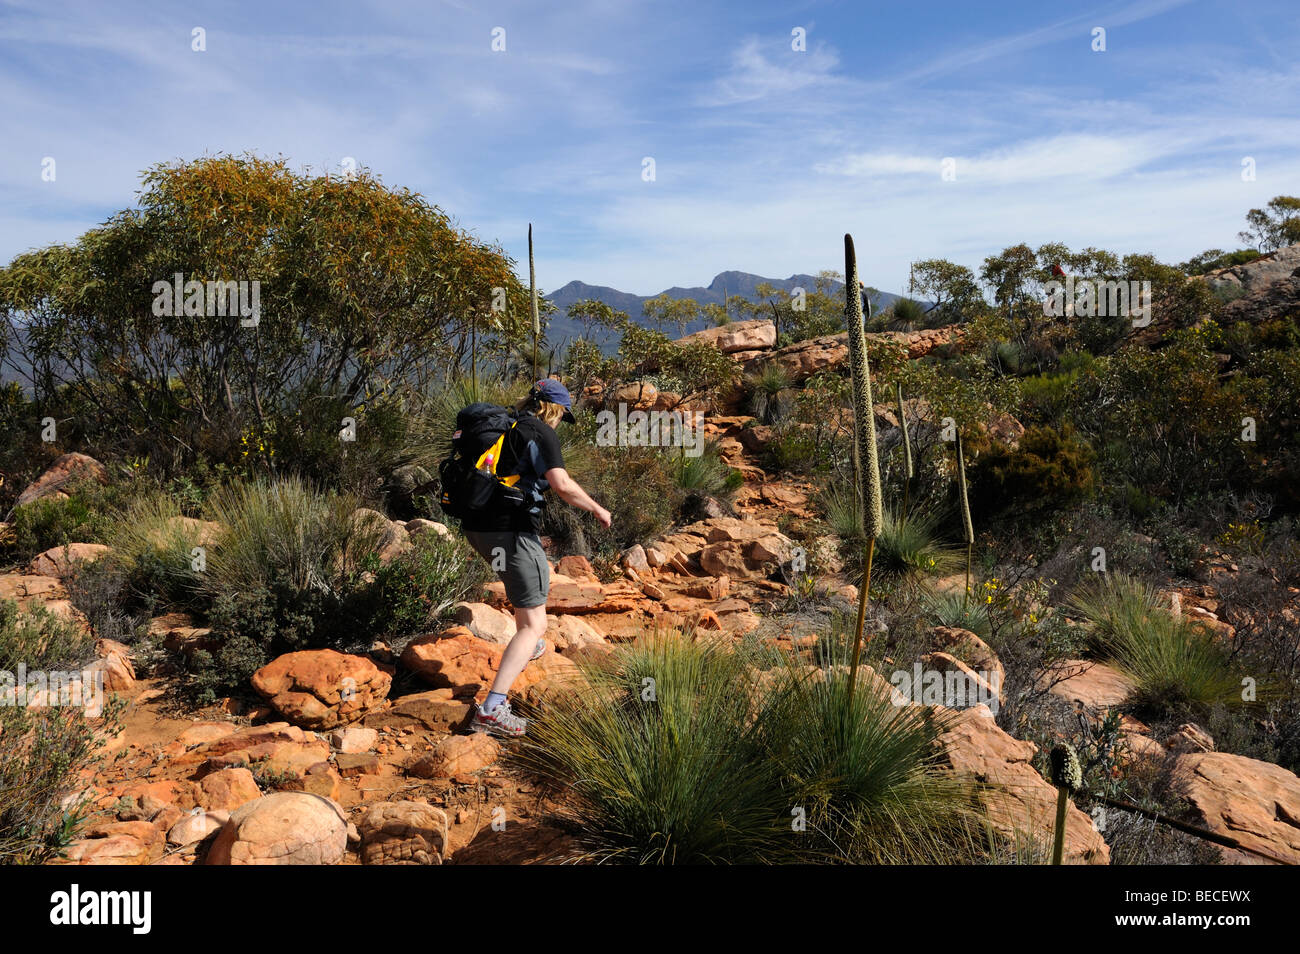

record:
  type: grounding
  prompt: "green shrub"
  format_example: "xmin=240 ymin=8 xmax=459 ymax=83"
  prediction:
xmin=756 ymin=655 xmax=976 ymax=863
xmin=106 ymin=493 xmax=208 ymax=609
xmin=921 ymin=588 xmax=992 ymax=640
xmin=201 ymin=476 xmax=383 ymax=601
xmin=189 ymin=581 xmax=338 ymax=705
xmin=669 ymin=439 xmax=742 ymax=498
xmin=547 ymin=444 xmax=681 ymax=558
xmin=353 ymin=531 xmax=490 ymax=641
xmin=0 ymin=599 xmax=124 ymax=863
xmin=767 ymin=424 xmax=828 ymax=473
xmin=745 ymin=364 xmax=792 ymax=424
xmin=818 ymin=476 xmax=864 ymax=540
xmin=970 ymin=425 xmax=1095 ymax=519
xmin=3 ymin=481 xmax=120 ymax=563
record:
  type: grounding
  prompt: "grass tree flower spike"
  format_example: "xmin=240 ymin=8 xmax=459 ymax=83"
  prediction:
xmin=844 ymin=234 xmax=882 ymax=703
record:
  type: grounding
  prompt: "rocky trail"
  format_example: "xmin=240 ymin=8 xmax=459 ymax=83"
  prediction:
xmin=5 ymin=320 xmax=1299 ymax=866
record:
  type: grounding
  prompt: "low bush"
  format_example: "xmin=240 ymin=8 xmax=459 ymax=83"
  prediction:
xmin=522 ymin=634 xmax=979 ymax=864
xmin=1069 ymin=573 xmax=1247 ymax=716
xmin=0 ymin=600 xmax=124 ymax=863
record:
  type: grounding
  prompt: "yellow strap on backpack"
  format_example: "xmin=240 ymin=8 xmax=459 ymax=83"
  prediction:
xmin=475 ymin=422 xmax=522 ymax=487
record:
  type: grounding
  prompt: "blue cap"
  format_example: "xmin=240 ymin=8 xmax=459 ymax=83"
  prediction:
xmin=533 ymin=378 xmax=576 ymax=422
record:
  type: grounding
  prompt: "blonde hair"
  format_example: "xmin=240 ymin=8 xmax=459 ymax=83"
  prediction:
xmin=515 ymin=394 xmax=567 ymax=428
xmin=535 ymin=401 xmax=566 ymax=428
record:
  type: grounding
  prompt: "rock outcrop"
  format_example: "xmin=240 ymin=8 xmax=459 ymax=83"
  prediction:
xmin=1171 ymin=751 xmax=1300 ymax=864
xmin=15 ymin=452 xmax=108 ymax=507
xmin=251 ymin=650 xmax=392 ymax=729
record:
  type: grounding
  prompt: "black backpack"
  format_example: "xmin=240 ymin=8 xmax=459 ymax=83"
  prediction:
xmin=437 ymin=403 xmax=529 ymax=520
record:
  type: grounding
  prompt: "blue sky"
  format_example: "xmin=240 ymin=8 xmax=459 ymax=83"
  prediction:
xmin=2 ymin=0 xmax=1299 ymax=297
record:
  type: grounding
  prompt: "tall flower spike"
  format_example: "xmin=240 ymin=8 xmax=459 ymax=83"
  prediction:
xmin=844 ymin=235 xmax=882 ymax=541
xmin=529 ymin=223 xmax=539 ymax=380
xmin=956 ymin=431 xmax=974 ymax=546
xmin=897 ymin=380 xmax=914 ymax=481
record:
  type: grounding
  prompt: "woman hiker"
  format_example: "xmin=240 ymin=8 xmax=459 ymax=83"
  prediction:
xmin=461 ymin=378 xmax=611 ymax=738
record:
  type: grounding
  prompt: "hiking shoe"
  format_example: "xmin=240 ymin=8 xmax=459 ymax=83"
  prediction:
xmin=469 ymin=700 xmax=528 ymax=738
xmin=530 ymin=637 xmax=547 ymax=661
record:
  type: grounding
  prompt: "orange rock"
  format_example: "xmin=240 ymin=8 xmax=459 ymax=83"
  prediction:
xmin=557 ymin=554 xmax=599 ymax=581
xmin=197 ymin=768 xmax=263 ymax=812
xmin=206 ymin=792 xmax=349 ymax=865
xmin=251 ymin=649 xmax=392 ymax=729
xmin=27 ymin=543 xmax=112 ymax=579
xmin=15 ymin=452 xmax=107 ymax=507
xmin=1045 ymin=660 xmax=1136 ymax=710
xmin=408 ymin=733 xmax=500 ymax=779
xmin=938 ymin=707 xmax=1109 ymax=864
xmin=401 ymin=631 xmax=499 ymax=692
xmin=358 ymin=800 xmax=448 ymax=865
xmin=1173 ymin=752 xmax=1300 ymax=863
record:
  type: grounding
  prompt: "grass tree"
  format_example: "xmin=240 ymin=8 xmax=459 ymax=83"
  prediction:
xmin=897 ymin=380 xmax=914 ymax=516
xmin=956 ymin=431 xmax=975 ymax=607
xmin=843 ymin=234 xmax=883 ymax=704
xmin=529 ymin=223 xmax=539 ymax=382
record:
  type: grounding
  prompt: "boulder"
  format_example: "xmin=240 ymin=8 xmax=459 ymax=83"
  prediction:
xmin=196 ymin=767 xmax=263 ymax=812
xmin=608 ymin=381 xmax=658 ymax=409
xmin=85 ymin=638 xmax=135 ymax=693
xmin=937 ymin=707 xmax=1110 ymax=864
xmin=206 ymin=792 xmax=349 ymax=865
xmin=15 ymin=452 xmax=107 ymax=507
xmin=26 ymin=543 xmax=111 ymax=579
xmin=621 ymin=544 xmax=649 ymax=572
xmin=407 ymin=732 xmax=501 ymax=779
xmin=58 ymin=823 xmax=164 ymax=866
xmin=251 ymin=649 xmax=392 ymax=729
xmin=928 ymin=627 xmax=1004 ymax=697
xmin=357 ymin=800 xmax=448 ymax=865
xmin=330 ymin=726 xmax=379 ymax=754
xmin=545 ymin=614 xmax=607 ymax=653
xmin=452 ymin=602 xmax=517 ymax=644
xmin=1046 ymin=660 xmax=1136 ymax=710
xmin=352 ymin=508 xmax=411 ymax=564
xmin=167 ymin=811 xmax=229 ymax=848
xmin=675 ymin=319 xmax=776 ymax=354
xmin=361 ymin=688 xmax=471 ymax=732
xmin=401 ymin=629 xmax=580 ymax=699
xmin=401 ymin=629 xmax=499 ymax=692
xmin=406 ymin=518 xmax=452 ymax=540
xmin=1172 ymin=751 xmax=1300 ymax=863
xmin=556 ymin=554 xmax=599 ymax=581
xmin=1206 ymin=243 xmax=1300 ymax=324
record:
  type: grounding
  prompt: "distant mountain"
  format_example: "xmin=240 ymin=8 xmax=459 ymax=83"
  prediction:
xmin=546 ymin=271 xmax=904 ymax=349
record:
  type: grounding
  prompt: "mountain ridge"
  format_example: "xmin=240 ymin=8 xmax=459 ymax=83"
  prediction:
xmin=546 ymin=270 xmax=904 ymax=345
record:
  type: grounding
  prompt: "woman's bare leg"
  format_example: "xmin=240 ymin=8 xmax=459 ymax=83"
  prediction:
xmin=490 ymin=603 xmax=548 ymax=696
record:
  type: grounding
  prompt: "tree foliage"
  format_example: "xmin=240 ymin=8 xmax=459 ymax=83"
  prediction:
xmin=0 ymin=154 xmax=534 ymax=475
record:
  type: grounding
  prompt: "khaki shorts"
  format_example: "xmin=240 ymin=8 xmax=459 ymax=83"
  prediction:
xmin=463 ymin=530 xmax=551 ymax=609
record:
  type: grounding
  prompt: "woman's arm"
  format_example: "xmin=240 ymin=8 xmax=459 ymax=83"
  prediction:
xmin=545 ymin=467 xmax=612 ymax=528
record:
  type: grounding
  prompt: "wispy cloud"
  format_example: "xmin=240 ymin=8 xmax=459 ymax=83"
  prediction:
xmin=1 ymin=0 xmax=1298 ymax=298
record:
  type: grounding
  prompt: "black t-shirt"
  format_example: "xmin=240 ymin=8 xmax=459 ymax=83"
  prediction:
xmin=461 ymin=413 xmax=565 ymax=534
